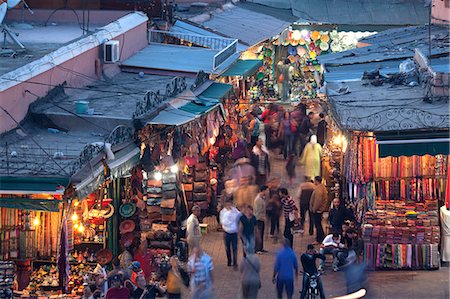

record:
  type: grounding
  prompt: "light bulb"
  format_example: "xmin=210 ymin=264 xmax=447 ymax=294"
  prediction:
xmin=77 ymin=224 xmax=85 ymax=233
xmin=33 ymin=217 xmax=40 ymax=226
xmin=71 ymin=212 xmax=78 ymax=221
xmin=170 ymin=164 xmax=178 ymax=174
xmin=74 ymin=200 xmax=79 ymax=207
xmin=154 ymin=172 xmax=162 ymax=181
xmin=209 ymin=137 xmax=216 ymax=145
xmin=74 ymin=223 xmax=79 ymax=229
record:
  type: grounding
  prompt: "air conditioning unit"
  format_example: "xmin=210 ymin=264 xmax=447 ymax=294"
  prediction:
xmin=103 ymin=40 xmax=120 ymax=63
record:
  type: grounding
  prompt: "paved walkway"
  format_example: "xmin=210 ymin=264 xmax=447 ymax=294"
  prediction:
xmin=196 ymin=152 xmax=450 ymax=299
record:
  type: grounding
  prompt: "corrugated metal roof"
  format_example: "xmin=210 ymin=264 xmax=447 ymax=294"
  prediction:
xmin=325 ymin=60 xmax=401 ymax=82
xmin=250 ymin=0 xmax=428 ymax=25
xmin=171 ymin=20 xmax=248 ymax=52
xmin=200 ymin=6 xmax=291 ymax=46
xmin=318 ymin=25 xmax=450 ymax=67
xmin=122 ymin=43 xmax=240 ymax=74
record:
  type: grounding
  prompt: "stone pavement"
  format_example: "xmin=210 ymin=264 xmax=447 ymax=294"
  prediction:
xmin=195 ymin=152 xmax=450 ymax=299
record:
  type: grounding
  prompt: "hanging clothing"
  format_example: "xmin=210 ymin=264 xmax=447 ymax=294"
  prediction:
xmin=299 ymin=142 xmax=322 ymax=180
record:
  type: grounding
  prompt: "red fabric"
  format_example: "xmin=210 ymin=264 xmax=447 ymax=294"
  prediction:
xmin=105 ymin=287 xmax=130 ymax=299
xmin=134 ymin=251 xmax=152 ymax=280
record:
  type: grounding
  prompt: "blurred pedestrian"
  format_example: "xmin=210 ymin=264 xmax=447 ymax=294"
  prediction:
xmin=235 ymin=176 xmax=259 ymax=212
xmin=254 ymin=186 xmax=269 ymax=254
xmin=266 ymin=192 xmax=281 ymax=242
xmin=279 ymin=188 xmax=299 ymax=248
xmin=316 ymin=113 xmax=327 ymax=146
xmin=273 ymin=238 xmax=298 ymax=299
xmin=285 ymin=154 xmax=296 ymax=188
xmin=310 ymin=176 xmax=328 ymax=244
xmin=250 ymin=138 xmax=271 ymax=186
xmin=240 ymin=253 xmax=261 ymax=299
xmin=297 ymin=178 xmax=315 ymax=235
xmin=240 ymin=205 xmax=257 ymax=257
xmin=329 ymin=198 xmax=346 ymax=233
xmin=188 ymin=247 xmax=214 ymax=299
xmin=105 ymin=275 xmax=130 ymax=299
xmin=249 ymin=112 xmax=261 ymax=148
xmin=166 ymin=256 xmax=183 ymax=299
xmin=299 ymin=135 xmax=322 ymax=181
xmin=278 ymin=111 xmax=295 ymax=160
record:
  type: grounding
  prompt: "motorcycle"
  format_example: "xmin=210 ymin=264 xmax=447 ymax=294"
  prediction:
xmin=304 ymin=272 xmax=322 ymax=299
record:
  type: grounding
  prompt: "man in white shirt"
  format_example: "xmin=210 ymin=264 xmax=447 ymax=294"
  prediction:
xmin=254 ymin=185 xmax=269 ymax=254
xmin=186 ymin=205 xmax=202 ymax=253
xmin=318 ymin=232 xmax=345 ymax=272
xmin=220 ymin=200 xmax=241 ymax=269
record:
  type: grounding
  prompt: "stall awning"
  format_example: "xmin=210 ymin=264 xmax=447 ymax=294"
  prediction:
xmin=221 ymin=59 xmax=263 ymax=78
xmin=197 ymin=83 xmax=233 ymax=101
xmin=72 ymin=143 xmax=141 ymax=199
xmin=0 ymin=197 xmax=61 ymax=212
xmin=0 ymin=176 xmax=69 ymax=194
xmin=377 ymin=132 xmax=450 ymax=157
xmin=178 ymin=99 xmax=219 ymax=115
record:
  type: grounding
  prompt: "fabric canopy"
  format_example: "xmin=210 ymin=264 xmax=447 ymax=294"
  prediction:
xmin=0 ymin=197 xmax=61 ymax=212
xmin=0 ymin=176 xmax=68 ymax=194
xmin=178 ymin=99 xmax=219 ymax=115
xmin=198 ymin=83 xmax=233 ymax=100
xmin=221 ymin=59 xmax=263 ymax=78
xmin=377 ymin=133 xmax=450 ymax=157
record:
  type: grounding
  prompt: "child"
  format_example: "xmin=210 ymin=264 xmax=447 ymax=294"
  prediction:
xmin=285 ymin=154 xmax=296 ymax=187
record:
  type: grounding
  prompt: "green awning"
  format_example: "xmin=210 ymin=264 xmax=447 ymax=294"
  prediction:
xmin=198 ymin=83 xmax=233 ymax=101
xmin=221 ymin=59 xmax=263 ymax=78
xmin=0 ymin=176 xmax=69 ymax=194
xmin=376 ymin=131 xmax=450 ymax=157
xmin=0 ymin=197 xmax=61 ymax=212
xmin=178 ymin=100 xmax=218 ymax=115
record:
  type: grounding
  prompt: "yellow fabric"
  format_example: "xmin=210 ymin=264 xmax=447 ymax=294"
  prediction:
xmin=299 ymin=142 xmax=322 ymax=179
xmin=166 ymin=270 xmax=182 ymax=294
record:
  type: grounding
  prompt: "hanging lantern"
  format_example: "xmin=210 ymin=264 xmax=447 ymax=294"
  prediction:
xmin=292 ymin=30 xmax=302 ymax=41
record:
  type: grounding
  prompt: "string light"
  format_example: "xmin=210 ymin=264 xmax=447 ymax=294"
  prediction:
xmin=170 ymin=164 xmax=178 ymax=174
xmin=77 ymin=223 xmax=85 ymax=233
xmin=154 ymin=171 xmax=162 ymax=181
xmin=71 ymin=212 xmax=78 ymax=221
xmin=33 ymin=217 xmax=40 ymax=226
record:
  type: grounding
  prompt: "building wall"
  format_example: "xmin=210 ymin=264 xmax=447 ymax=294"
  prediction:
xmin=432 ymin=0 xmax=450 ymax=24
xmin=0 ymin=13 xmax=148 ymax=134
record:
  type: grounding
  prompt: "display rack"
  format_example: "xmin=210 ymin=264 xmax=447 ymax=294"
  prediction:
xmin=0 ymin=261 xmax=14 ymax=299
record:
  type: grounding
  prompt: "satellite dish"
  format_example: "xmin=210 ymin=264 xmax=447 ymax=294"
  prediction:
xmin=7 ymin=0 xmax=21 ymax=9
xmin=0 ymin=3 xmax=6 ymax=24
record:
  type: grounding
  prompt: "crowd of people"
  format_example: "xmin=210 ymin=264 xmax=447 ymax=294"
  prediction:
xmin=80 ymin=102 xmax=365 ymax=299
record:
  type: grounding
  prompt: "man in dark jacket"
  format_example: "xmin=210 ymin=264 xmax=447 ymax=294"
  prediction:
xmin=300 ymin=244 xmax=326 ymax=299
xmin=297 ymin=178 xmax=315 ymax=235
xmin=328 ymin=198 xmax=346 ymax=233
xmin=250 ymin=138 xmax=271 ymax=186
xmin=299 ymin=112 xmax=314 ymax=153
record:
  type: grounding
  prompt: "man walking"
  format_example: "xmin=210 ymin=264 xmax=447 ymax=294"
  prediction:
xmin=220 ymin=200 xmax=241 ymax=269
xmin=254 ymin=186 xmax=269 ymax=254
xmin=250 ymin=138 xmax=271 ymax=186
xmin=240 ymin=205 xmax=257 ymax=257
xmin=186 ymin=205 xmax=202 ymax=252
xmin=297 ymin=178 xmax=315 ymax=235
xmin=279 ymin=188 xmax=299 ymax=248
xmin=187 ymin=246 xmax=214 ymax=299
xmin=310 ymin=176 xmax=328 ymax=244
xmin=273 ymin=238 xmax=298 ymax=299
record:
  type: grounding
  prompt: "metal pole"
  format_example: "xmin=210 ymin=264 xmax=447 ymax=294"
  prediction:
xmin=428 ymin=1 xmax=432 ymax=59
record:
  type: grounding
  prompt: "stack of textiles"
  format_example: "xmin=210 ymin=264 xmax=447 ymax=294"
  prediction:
xmin=363 ymin=243 xmax=440 ymax=270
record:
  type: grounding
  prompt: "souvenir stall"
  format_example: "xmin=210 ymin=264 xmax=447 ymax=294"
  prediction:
xmin=341 ymin=132 xmax=449 ymax=270
xmin=257 ymin=26 xmax=374 ymax=102
xmin=130 ymin=91 xmax=225 ymax=286
xmin=0 ymin=177 xmax=67 ymax=295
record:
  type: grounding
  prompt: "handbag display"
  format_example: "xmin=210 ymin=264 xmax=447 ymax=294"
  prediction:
xmin=146 ymin=205 xmax=160 ymax=213
xmin=181 ymin=175 xmax=193 ymax=184
xmin=182 ymin=184 xmax=193 ymax=191
xmin=162 ymin=183 xmax=176 ymax=191
xmin=185 ymin=192 xmax=193 ymax=202
xmin=161 ymin=211 xmax=177 ymax=222
xmin=161 ymin=207 xmax=175 ymax=215
xmin=162 ymin=173 xmax=177 ymax=184
xmin=193 ymin=192 xmax=207 ymax=202
xmin=161 ymin=198 xmax=176 ymax=209
xmin=194 ymin=169 xmax=208 ymax=181
xmin=147 ymin=187 xmax=162 ymax=194
xmin=147 ymin=197 xmax=162 ymax=206
xmin=147 ymin=179 xmax=162 ymax=187
xmin=196 ymin=201 xmax=209 ymax=210
xmin=195 ymin=162 xmax=207 ymax=170
xmin=163 ymin=190 xmax=177 ymax=199
xmin=193 ymin=182 xmax=207 ymax=193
